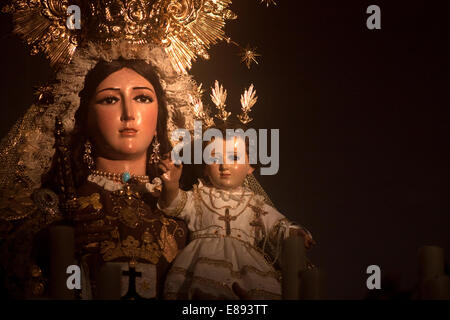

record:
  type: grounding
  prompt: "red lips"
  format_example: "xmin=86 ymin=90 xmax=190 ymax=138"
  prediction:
xmin=119 ymin=127 xmax=138 ymax=136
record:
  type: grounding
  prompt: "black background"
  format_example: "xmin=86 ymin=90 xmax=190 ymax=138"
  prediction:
xmin=0 ymin=0 xmax=448 ymax=299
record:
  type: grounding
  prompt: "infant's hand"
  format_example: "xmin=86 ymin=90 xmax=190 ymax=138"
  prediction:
xmin=158 ymin=157 xmax=182 ymax=190
xmin=290 ymin=227 xmax=316 ymax=249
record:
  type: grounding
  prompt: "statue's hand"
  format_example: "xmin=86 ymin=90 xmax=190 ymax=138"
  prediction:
xmin=158 ymin=157 xmax=182 ymax=191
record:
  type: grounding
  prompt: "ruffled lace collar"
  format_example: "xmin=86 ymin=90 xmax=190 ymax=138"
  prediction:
xmin=197 ymin=179 xmax=253 ymax=202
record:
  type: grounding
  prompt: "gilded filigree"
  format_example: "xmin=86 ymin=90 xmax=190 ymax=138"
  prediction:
xmin=192 ymin=185 xmax=205 ymax=228
xmin=33 ymin=84 xmax=55 ymax=105
xmin=160 ymin=189 xmax=188 ymax=217
xmin=100 ymin=188 xmax=184 ymax=263
xmin=3 ymin=0 xmax=81 ymax=67
xmin=239 ymin=45 xmax=261 ymax=69
xmin=101 ymin=232 xmax=162 ymax=264
xmin=111 ymin=186 xmax=147 ymax=228
xmin=3 ymin=0 xmax=238 ymax=73
xmin=78 ymin=193 xmax=102 ymax=211
xmin=0 ymin=182 xmax=35 ymax=221
xmin=259 ymin=0 xmax=277 ymax=8
xmin=190 ymin=81 xmax=260 ymax=128
xmin=32 ymin=188 xmax=60 ymax=218
xmin=210 ymin=80 xmax=230 ymax=121
xmin=3 ymin=0 xmax=276 ymax=72
xmin=194 ymin=256 xmax=281 ymax=280
xmin=158 ymin=224 xmax=178 ymax=263
xmin=168 ymin=270 xmax=236 ymax=297
xmin=237 ymin=84 xmax=258 ymax=124
xmin=166 ymin=268 xmax=281 ymax=299
xmin=189 ymin=92 xmax=215 ymax=128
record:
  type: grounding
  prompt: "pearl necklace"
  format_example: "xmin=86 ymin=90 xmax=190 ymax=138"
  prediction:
xmin=90 ymin=170 xmax=150 ymax=184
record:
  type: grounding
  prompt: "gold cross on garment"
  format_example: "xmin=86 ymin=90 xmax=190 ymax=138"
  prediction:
xmin=218 ymin=209 xmax=237 ymax=236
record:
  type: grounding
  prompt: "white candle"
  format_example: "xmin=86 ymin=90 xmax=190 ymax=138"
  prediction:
xmin=421 ymin=275 xmax=450 ymax=300
xmin=299 ymin=267 xmax=321 ymax=300
xmin=281 ymin=226 xmax=306 ymax=299
xmin=97 ymin=263 xmax=122 ymax=300
xmin=49 ymin=225 xmax=76 ymax=300
xmin=418 ymin=246 xmax=444 ymax=281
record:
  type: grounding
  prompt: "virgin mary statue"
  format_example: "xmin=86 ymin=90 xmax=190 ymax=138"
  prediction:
xmin=0 ymin=0 xmax=281 ymax=299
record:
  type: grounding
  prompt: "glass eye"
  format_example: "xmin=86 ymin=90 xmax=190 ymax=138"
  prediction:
xmin=135 ymin=95 xmax=154 ymax=103
xmin=98 ymin=96 xmax=119 ymax=105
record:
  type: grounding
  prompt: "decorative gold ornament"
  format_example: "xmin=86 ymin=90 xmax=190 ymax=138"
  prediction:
xmin=100 ymin=193 xmax=185 ymax=264
xmin=29 ymin=264 xmax=47 ymax=296
xmin=33 ymin=84 xmax=54 ymax=105
xmin=2 ymin=0 xmax=276 ymax=72
xmin=189 ymin=88 xmax=214 ymax=128
xmin=31 ymin=281 xmax=46 ymax=296
xmin=149 ymin=135 xmax=161 ymax=164
xmin=111 ymin=185 xmax=147 ymax=228
xmin=0 ymin=182 xmax=35 ymax=221
xmin=2 ymin=0 xmax=81 ymax=67
xmin=30 ymin=264 xmax=43 ymax=278
xmin=158 ymin=223 xmax=178 ymax=263
xmin=190 ymin=81 xmax=259 ymax=127
xmin=239 ymin=45 xmax=261 ymax=69
xmin=210 ymin=80 xmax=230 ymax=122
xmin=237 ymin=84 xmax=258 ymax=124
xmin=101 ymin=232 xmax=162 ymax=264
xmin=83 ymin=140 xmax=95 ymax=170
xmin=2 ymin=0 xmax=239 ymax=73
xmin=78 ymin=193 xmax=103 ymax=211
xmin=260 ymin=0 xmax=277 ymax=7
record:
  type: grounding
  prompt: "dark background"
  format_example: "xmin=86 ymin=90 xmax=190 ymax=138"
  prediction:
xmin=1 ymin=1 xmax=448 ymax=299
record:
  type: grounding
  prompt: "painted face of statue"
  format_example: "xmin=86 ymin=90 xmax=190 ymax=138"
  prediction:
xmin=204 ymin=136 xmax=254 ymax=190
xmin=88 ymin=68 xmax=158 ymax=160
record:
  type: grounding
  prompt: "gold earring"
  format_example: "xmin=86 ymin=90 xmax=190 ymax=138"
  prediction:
xmin=83 ymin=140 xmax=95 ymax=170
xmin=149 ymin=135 xmax=161 ymax=164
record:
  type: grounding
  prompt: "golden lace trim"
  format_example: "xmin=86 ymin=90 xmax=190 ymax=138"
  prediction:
xmin=101 ymin=234 xmax=162 ymax=264
xmin=191 ymin=185 xmax=206 ymax=229
xmin=190 ymin=228 xmax=257 ymax=243
xmin=246 ymin=289 xmax=281 ymax=300
xmin=164 ymin=292 xmax=180 ymax=300
xmin=0 ymin=184 xmax=35 ymax=221
xmin=166 ymin=271 xmax=236 ymax=298
xmin=161 ymin=189 xmax=188 ymax=217
xmin=100 ymin=216 xmax=184 ymax=264
xmin=168 ymin=256 xmax=281 ymax=281
xmin=158 ymin=217 xmax=184 ymax=263
xmin=78 ymin=193 xmax=102 ymax=211
xmin=166 ymin=269 xmax=281 ymax=299
xmin=189 ymin=224 xmax=224 ymax=233
xmin=188 ymin=234 xmax=274 ymax=263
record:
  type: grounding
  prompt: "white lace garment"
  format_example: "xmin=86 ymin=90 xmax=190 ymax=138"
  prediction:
xmin=159 ymin=180 xmax=292 ymax=299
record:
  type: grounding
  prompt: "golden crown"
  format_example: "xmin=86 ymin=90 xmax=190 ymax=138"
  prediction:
xmin=2 ymin=0 xmax=274 ymax=73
